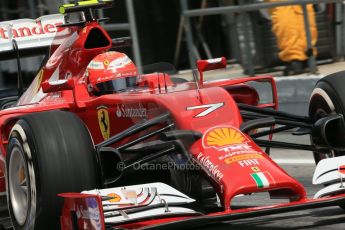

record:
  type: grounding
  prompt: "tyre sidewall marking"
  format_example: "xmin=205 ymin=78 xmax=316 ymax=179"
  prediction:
xmin=310 ymin=87 xmax=335 ymax=113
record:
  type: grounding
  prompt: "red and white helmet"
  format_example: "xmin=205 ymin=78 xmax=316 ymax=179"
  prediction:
xmin=86 ymin=51 xmax=137 ymax=94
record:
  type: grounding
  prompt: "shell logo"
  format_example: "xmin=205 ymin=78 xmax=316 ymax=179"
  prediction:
xmin=107 ymin=193 xmax=121 ymax=203
xmin=203 ymin=126 xmax=247 ymax=149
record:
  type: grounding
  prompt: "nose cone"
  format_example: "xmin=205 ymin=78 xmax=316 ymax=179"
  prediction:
xmin=190 ymin=125 xmax=306 ymax=210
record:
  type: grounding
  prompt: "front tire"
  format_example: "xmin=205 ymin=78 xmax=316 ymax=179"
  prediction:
xmin=6 ymin=111 xmax=99 ymax=230
xmin=309 ymin=71 xmax=345 ymax=164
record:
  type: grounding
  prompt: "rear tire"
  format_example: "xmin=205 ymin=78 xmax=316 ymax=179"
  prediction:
xmin=309 ymin=71 xmax=345 ymax=164
xmin=6 ymin=111 xmax=99 ymax=230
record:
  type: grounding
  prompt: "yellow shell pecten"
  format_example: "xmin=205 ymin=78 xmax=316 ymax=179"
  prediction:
xmin=206 ymin=127 xmax=246 ymax=147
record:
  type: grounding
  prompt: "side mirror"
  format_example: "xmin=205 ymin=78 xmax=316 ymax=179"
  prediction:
xmin=197 ymin=57 xmax=227 ymax=85
xmin=42 ymin=78 xmax=75 ymax=93
xmin=197 ymin=57 xmax=227 ymax=72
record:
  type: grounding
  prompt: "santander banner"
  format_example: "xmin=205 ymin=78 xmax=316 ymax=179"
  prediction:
xmin=0 ymin=14 xmax=65 ymax=52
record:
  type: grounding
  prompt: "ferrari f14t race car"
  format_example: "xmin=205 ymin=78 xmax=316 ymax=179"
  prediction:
xmin=1 ymin=1 xmax=345 ymax=229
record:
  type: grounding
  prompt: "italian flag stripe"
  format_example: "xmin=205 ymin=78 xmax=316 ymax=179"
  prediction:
xmin=339 ymin=165 xmax=345 ymax=174
xmin=251 ymin=172 xmax=270 ymax=188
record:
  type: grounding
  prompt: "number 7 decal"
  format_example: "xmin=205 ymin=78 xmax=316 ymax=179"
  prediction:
xmin=187 ymin=102 xmax=224 ymax=117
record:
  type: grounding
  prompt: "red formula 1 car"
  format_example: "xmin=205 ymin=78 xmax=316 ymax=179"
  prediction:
xmin=1 ymin=1 xmax=345 ymax=229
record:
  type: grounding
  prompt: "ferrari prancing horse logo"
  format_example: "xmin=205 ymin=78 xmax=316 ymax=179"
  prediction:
xmin=97 ymin=107 xmax=110 ymax=140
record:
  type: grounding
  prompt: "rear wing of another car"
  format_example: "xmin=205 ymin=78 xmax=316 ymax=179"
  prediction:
xmin=0 ymin=14 xmax=65 ymax=96
xmin=0 ymin=14 xmax=65 ymax=60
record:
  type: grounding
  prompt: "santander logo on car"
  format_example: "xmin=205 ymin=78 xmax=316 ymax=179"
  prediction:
xmin=0 ymin=21 xmax=61 ymax=39
xmin=0 ymin=14 xmax=65 ymax=52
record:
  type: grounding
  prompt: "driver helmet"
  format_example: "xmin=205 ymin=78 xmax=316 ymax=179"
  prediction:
xmin=86 ymin=51 xmax=138 ymax=94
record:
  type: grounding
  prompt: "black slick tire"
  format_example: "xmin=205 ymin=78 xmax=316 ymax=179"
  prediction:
xmin=309 ymin=71 xmax=345 ymax=164
xmin=6 ymin=110 xmax=99 ymax=230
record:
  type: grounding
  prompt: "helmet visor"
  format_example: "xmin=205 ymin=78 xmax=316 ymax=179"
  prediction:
xmin=96 ymin=76 xmax=137 ymax=93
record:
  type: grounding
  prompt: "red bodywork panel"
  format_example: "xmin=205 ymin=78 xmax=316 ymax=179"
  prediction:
xmin=0 ymin=20 xmax=309 ymax=229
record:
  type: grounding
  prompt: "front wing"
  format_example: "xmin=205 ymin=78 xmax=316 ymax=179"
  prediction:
xmin=59 ymin=183 xmax=345 ymax=230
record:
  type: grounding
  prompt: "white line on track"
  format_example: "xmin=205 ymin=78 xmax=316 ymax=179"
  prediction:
xmin=273 ymin=158 xmax=315 ymax=165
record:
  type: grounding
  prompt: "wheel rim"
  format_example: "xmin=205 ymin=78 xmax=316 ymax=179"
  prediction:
xmin=9 ymin=146 xmax=29 ymax=225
